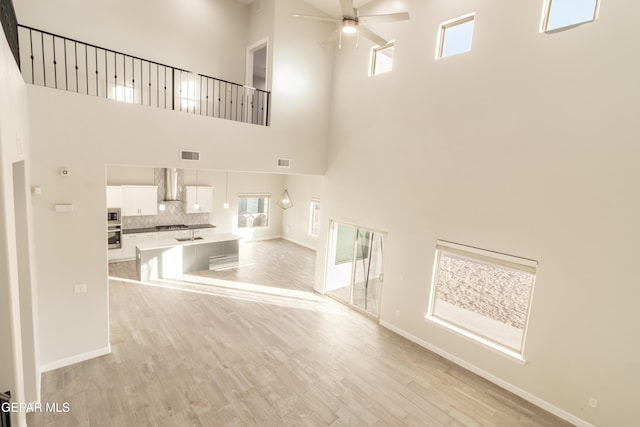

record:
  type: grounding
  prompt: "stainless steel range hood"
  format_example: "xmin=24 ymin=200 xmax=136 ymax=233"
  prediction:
xmin=164 ymin=168 xmax=181 ymax=201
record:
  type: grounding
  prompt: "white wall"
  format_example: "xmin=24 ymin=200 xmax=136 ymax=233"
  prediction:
xmin=269 ymin=0 xmax=333 ymax=165
xmin=0 ymin=28 xmax=37 ymax=426
xmin=14 ymin=0 xmax=249 ymax=83
xmin=316 ymin=1 xmax=640 ymax=426
xmin=281 ymin=174 xmax=324 ymax=250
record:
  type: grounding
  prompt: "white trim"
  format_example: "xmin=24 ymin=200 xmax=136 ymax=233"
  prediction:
xmin=540 ymin=0 xmax=600 ymax=33
xmin=426 ymin=314 xmax=526 ymax=364
xmin=246 ymin=38 xmax=269 ymax=90
xmin=282 ymin=236 xmax=317 ymax=251
xmin=436 ymin=239 xmax=537 ymax=270
xmin=40 ymin=345 xmax=111 ymax=373
xmin=436 ymin=12 xmax=476 ymax=59
xmin=379 ymin=320 xmax=595 ymax=427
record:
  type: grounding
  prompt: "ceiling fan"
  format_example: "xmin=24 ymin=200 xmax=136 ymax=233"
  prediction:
xmin=292 ymin=0 xmax=409 ymax=48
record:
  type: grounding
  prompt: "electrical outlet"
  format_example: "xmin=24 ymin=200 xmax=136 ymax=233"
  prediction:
xmin=588 ymin=398 xmax=598 ymax=408
xmin=74 ymin=284 xmax=87 ymax=294
xmin=395 ymin=309 xmax=401 ymax=318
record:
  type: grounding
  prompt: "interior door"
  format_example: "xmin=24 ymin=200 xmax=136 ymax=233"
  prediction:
xmin=325 ymin=222 xmax=385 ymax=317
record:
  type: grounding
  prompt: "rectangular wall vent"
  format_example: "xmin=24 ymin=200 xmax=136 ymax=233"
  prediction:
xmin=277 ymin=158 xmax=291 ymax=168
xmin=180 ymin=150 xmax=200 ymax=161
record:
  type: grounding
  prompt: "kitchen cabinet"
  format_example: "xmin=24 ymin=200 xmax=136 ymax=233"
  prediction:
xmin=185 ymin=186 xmax=213 ymax=214
xmin=136 ymin=233 xmax=239 ymax=281
xmin=193 ymin=228 xmax=216 ymax=239
xmin=106 ymin=186 xmax=123 ymax=208
xmin=108 ymin=248 xmax=123 ymax=261
xmin=121 ymin=232 xmax=158 ymax=260
xmin=122 ymin=185 xmax=158 ymax=216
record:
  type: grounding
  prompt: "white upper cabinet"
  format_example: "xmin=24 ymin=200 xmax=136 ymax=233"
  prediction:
xmin=121 ymin=185 xmax=158 ymax=216
xmin=185 ymin=186 xmax=213 ymax=213
xmin=106 ymin=186 xmax=123 ymax=208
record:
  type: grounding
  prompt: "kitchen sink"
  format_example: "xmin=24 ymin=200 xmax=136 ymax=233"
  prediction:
xmin=175 ymin=237 xmax=204 ymax=242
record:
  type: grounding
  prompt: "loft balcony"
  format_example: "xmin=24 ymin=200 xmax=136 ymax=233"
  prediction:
xmin=16 ymin=25 xmax=270 ymax=127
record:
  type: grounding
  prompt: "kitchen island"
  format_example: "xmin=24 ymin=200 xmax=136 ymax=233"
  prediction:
xmin=136 ymin=233 xmax=239 ymax=281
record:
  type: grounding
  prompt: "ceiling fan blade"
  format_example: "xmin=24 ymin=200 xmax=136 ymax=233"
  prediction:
xmin=339 ymin=0 xmax=355 ymax=18
xmin=359 ymin=12 xmax=410 ymax=25
xmin=358 ymin=27 xmax=389 ymax=47
xmin=292 ymin=14 xmax=341 ymax=24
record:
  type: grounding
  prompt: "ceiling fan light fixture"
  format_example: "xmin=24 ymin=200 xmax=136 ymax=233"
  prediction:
xmin=342 ymin=19 xmax=357 ymax=34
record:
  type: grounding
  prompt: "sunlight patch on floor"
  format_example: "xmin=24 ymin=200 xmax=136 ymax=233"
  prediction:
xmin=109 ymin=275 xmax=347 ymax=315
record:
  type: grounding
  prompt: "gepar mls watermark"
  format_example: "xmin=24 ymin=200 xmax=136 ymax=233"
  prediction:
xmin=1 ymin=401 xmax=70 ymax=413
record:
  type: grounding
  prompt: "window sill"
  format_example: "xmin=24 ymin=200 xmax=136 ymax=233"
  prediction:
xmin=425 ymin=315 xmax=527 ymax=365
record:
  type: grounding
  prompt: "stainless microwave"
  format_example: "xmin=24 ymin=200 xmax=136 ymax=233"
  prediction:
xmin=107 ymin=208 xmax=121 ymax=226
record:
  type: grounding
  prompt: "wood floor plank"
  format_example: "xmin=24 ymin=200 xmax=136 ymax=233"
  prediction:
xmin=27 ymin=239 xmax=572 ymax=426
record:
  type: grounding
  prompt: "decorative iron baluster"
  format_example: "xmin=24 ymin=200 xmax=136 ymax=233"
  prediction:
xmin=73 ymin=41 xmax=78 ymax=92
xmin=52 ymin=35 xmax=58 ymax=88
xmin=63 ymin=38 xmax=68 ymax=90
xmin=28 ymin=28 xmax=34 ymax=83
xmin=41 ymin=32 xmax=46 ymax=86
xmin=85 ymin=44 xmax=88 ymax=94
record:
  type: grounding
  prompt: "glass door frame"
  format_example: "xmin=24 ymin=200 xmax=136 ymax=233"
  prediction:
xmin=323 ymin=220 xmax=387 ymax=319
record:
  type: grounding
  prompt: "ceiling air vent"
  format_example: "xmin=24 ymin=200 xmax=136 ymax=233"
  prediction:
xmin=277 ymin=158 xmax=291 ymax=168
xmin=180 ymin=150 xmax=200 ymax=161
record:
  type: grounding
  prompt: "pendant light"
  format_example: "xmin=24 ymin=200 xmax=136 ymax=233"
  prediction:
xmin=193 ymin=169 xmax=201 ymax=211
xmin=223 ymin=171 xmax=230 ymax=209
xmin=278 ymin=175 xmax=293 ymax=210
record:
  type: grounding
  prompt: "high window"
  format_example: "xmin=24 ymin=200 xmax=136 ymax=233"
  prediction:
xmin=437 ymin=14 xmax=475 ymax=59
xmin=542 ymin=0 xmax=599 ymax=32
xmin=427 ymin=240 xmax=537 ymax=359
xmin=237 ymin=195 xmax=270 ymax=228
xmin=309 ymin=199 xmax=320 ymax=236
xmin=370 ymin=43 xmax=394 ymax=76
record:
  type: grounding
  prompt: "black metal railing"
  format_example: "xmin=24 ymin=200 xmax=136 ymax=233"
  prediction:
xmin=0 ymin=390 xmax=10 ymax=427
xmin=17 ymin=25 xmax=270 ymax=126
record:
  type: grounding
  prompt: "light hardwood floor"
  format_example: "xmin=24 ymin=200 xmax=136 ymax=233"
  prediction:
xmin=28 ymin=239 xmax=571 ymax=426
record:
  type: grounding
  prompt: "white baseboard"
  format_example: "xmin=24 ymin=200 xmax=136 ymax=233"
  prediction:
xmin=379 ymin=320 xmax=594 ymax=427
xmin=281 ymin=236 xmax=317 ymax=251
xmin=40 ymin=345 xmax=111 ymax=373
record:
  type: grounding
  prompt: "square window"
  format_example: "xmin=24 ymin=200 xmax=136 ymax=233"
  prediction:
xmin=427 ymin=241 xmax=536 ymax=358
xmin=543 ymin=0 xmax=599 ymax=32
xmin=437 ymin=14 xmax=475 ymax=59
xmin=237 ymin=195 xmax=270 ymax=228
xmin=370 ymin=43 xmax=394 ymax=76
xmin=309 ymin=199 xmax=320 ymax=236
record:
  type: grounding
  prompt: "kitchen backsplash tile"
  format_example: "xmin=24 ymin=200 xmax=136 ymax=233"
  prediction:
xmin=122 ymin=168 xmax=211 ymax=230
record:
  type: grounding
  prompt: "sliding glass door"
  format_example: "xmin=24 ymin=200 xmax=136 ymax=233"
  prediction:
xmin=325 ymin=222 xmax=385 ymax=317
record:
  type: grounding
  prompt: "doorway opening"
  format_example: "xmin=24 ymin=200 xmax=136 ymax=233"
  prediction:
xmin=246 ymin=39 xmax=268 ymax=125
xmin=325 ymin=222 xmax=385 ymax=318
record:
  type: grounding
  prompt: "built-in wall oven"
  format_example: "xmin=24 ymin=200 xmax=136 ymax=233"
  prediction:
xmin=107 ymin=208 xmax=122 ymax=249
xmin=108 ymin=226 xmax=121 ymax=249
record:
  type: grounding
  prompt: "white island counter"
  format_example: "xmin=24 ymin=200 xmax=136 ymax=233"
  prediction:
xmin=136 ymin=233 xmax=239 ymax=281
